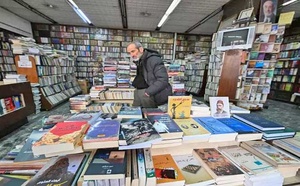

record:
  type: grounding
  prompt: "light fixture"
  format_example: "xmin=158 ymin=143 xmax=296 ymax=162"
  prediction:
xmin=282 ymin=0 xmax=298 ymax=6
xmin=157 ymin=0 xmax=181 ymax=28
xmin=66 ymin=0 xmax=92 ymax=25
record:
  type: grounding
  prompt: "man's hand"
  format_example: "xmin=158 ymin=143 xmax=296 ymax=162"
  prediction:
xmin=145 ymin=92 xmax=150 ymax=97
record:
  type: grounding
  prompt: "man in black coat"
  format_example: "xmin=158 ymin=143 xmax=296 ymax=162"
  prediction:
xmin=127 ymin=41 xmax=172 ymax=108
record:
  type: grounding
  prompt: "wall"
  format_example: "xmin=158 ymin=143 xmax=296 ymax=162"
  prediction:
xmin=0 ymin=7 xmax=32 ymax=37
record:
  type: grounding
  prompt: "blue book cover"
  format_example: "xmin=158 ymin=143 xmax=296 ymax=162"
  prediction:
xmin=14 ymin=130 xmax=47 ymax=162
xmin=233 ymin=113 xmax=285 ymax=131
xmin=84 ymin=120 xmax=120 ymax=142
xmin=118 ymin=106 xmax=142 ymax=119
xmin=84 ymin=149 xmax=127 ymax=179
xmin=217 ymin=118 xmax=259 ymax=134
xmin=147 ymin=114 xmax=183 ymax=134
xmin=193 ymin=117 xmax=236 ymax=134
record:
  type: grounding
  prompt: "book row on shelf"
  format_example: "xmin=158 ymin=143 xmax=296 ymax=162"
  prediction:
xmin=204 ymin=22 xmax=300 ymax=108
xmin=2 ymin=97 xmax=300 ymax=186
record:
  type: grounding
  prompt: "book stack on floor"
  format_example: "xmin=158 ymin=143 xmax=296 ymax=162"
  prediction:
xmin=30 ymin=83 xmax=41 ymax=114
xmin=89 ymin=85 xmax=105 ymax=99
xmin=69 ymin=94 xmax=92 ymax=113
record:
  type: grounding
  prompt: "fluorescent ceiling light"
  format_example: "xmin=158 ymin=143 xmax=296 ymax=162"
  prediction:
xmin=66 ymin=0 xmax=92 ymax=24
xmin=157 ymin=0 xmax=181 ymax=28
xmin=282 ymin=0 xmax=297 ymax=6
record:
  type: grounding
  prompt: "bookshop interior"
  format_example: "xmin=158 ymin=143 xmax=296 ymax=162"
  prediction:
xmin=1 ymin=0 xmax=300 ymax=185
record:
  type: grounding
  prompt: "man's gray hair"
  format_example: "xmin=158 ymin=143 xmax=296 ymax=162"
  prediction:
xmin=128 ymin=41 xmax=143 ymax=49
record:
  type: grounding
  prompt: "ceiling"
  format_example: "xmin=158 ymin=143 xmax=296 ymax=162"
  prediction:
xmin=0 ymin=0 xmax=299 ymax=35
xmin=0 ymin=0 xmax=229 ymax=35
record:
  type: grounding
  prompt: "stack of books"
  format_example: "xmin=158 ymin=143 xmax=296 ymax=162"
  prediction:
xmin=3 ymin=74 xmax=27 ymax=84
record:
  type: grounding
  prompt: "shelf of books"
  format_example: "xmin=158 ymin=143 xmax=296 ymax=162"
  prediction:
xmin=11 ymin=36 xmax=82 ymax=110
xmin=204 ymin=33 xmax=224 ymax=101
xmin=269 ymin=34 xmax=300 ymax=103
xmin=32 ymin=24 xmax=176 ymax=84
xmin=0 ymin=33 xmax=17 ymax=80
xmin=236 ymin=23 xmax=285 ymax=109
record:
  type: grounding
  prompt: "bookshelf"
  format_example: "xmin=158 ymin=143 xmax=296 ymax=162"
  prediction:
xmin=236 ymin=23 xmax=285 ymax=109
xmin=15 ymin=54 xmax=81 ymax=110
xmin=269 ymin=34 xmax=300 ymax=103
xmin=0 ymin=35 xmax=17 ymax=80
xmin=0 ymin=82 xmax=34 ymax=138
xmin=32 ymin=24 xmax=176 ymax=85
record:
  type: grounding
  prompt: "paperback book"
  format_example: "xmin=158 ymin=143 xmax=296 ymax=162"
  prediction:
xmin=168 ymin=96 xmax=192 ymax=119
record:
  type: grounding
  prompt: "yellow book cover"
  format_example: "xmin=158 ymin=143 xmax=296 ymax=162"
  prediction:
xmin=152 ymin=154 xmax=185 ymax=186
xmin=174 ymin=118 xmax=210 ymax=137
xmin=168 ymin=96 xmax=192 ymax=119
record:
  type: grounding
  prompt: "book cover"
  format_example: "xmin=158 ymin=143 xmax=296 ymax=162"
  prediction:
xmin=193 ymin=148 xmax=244 ymax=177
xmin=32 ymin=121 xmax=89 ymax=155
xmin=173 ymin=118 xmax=210 ymax=140
xmin=263 ymin=127 xmax=296 ymax=138
xmin=147 ymin=114 xmax=183 ymax=139
xmin=119 ymin=118 xmax=161 ymax=149
xmin=173 ymin=154 xmax=214 ymax=185
xmin=209 ymin=97 xmax=230 ymax=118
xmin=218 ymin=145 xmax=275 ymax=175
xmin=152 ymin=154 xmax=185 ymax=185
xmin=136 ymin=149 xmax=146 ymax=186
xmin=249 ymin=52 xmax=259 ymax=60
xmin=0 ymin=175 xmax=29 ymax=186
xmin=84 ymin=120 xmax=120 ymax=142
xmin=193 ymin=117 xmax=236 ymax=135
xmin=12 ymin=95 xmax=22 ymax=109
xmin=14 ymin=130 xmax=47 ymax=162
xmin=257 ymin=53 xmax=265 ymax=60
xmin=117 ymin=106 xmax=143 ymax=119
xmin=242 ymin=141 xmax=300 ymax=166
xmin=217 ymin=118 xmax=259 ymax=134
xmin=168 ymin=96 xmax=192 ymax=119
xmin=65 ymin=112 xmax=101 ymax=125
xmin=25 ymin=153 xmax=85 ymax=186
xmin=233 ymin=113 xmax=285 ymax=131
xmin=142 ymin=108 xmax=165 ymax=117
xmin=84 ymin=149 xmax=127 ymax=180
xmin=43 ymin=115 xmax=69 ymax=125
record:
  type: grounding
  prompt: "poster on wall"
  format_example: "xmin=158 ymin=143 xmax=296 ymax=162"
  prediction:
xmin=259 ymin=0 xmax=278 ymax=23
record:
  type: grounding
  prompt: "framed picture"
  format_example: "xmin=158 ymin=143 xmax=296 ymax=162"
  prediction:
xmin=259 ymin=0 xmax=278 ymax=23
xmin=238 ymin=7 xmax=254 ymax=20
xmin=217 ymin=14 xmax=237 ymax=31
xmin=209 ymin=97 xmax=230 ymax=118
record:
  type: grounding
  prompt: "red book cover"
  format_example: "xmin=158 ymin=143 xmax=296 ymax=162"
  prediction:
xmin=4 ymin=97 xmax=15 ymax=112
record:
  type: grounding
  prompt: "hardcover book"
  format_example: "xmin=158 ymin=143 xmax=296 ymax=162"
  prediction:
xmin=84 ymin=149 xmax=127 ymax=180
xmin=218 ymin=145 xmax=276 ymax=175
xmin=173 ymin=154 xmax=214 ymax=186
xmin=147 ymin=114 xmax=183 ymax=140
xmin=32 ymin=121 xmax=89 ymax=155
xmin=233 ymin=113 xmax=285 ymax=131
xmin=119 ymin=118 xmax=162 ymax=149
xmin=25 ymin=154 xmax=85 ymax=186
xmin=152 ymin=154 xmax=185 ymax=186
xmin=168 ymin=96 xmax=192 ymax=119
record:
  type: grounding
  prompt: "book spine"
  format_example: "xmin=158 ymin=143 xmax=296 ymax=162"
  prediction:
xmin=143 ymin=148 xmax=155 ymax=179
xmin=137 ymin=149 xmax=146 ymax=186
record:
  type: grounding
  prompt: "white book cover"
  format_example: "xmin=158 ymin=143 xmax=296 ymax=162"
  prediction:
xmin=218 ymin=145 xmax=276 ymax=175
xmin=209 ymin=97 xmax=230 ymax=118
xmin=173 ymin=154 xmax=214 ymax=186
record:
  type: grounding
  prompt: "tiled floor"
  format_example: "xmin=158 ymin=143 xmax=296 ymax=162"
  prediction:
xmin=0 ymin=99 xmax=299 ymax=159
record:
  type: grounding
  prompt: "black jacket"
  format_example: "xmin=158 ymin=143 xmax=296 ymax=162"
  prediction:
xmin=135 ymin=49 xmax=172 ymax=105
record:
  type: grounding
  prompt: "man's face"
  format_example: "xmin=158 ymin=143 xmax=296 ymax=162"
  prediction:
xmin=216 ymin=102 xmax=224 ymax=111
xmin=127 ymin=44 xmax=143 ymax=61
xmin=263 ymin=1 xmax=274 ymax=17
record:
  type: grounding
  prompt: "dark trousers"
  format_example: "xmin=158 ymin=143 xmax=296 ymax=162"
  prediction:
xmin=133 ymin=89 xmax=157 ymax=108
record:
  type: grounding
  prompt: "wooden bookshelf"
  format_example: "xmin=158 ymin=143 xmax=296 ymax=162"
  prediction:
xmin=15 ymin=54 xmax=82 ymax=110
xmin=0 ymin=82 xmax=34 ymax=138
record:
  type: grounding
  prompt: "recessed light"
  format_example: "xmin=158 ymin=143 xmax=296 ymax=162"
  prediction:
xmin=140 ymin=11 xmax=151 ymax=17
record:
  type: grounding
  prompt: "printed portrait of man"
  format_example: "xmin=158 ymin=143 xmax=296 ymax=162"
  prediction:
xmin=259 ymin=0 xmax=278 ymax=23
